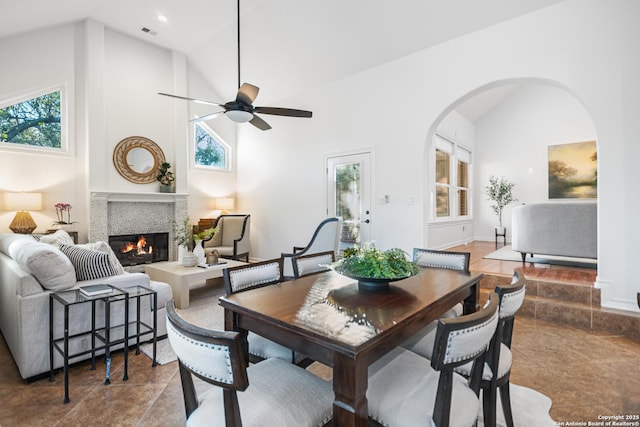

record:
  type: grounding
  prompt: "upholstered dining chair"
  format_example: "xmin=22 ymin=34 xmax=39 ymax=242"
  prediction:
xmin=223 ymin=259 xmax=312 ymax=367
xmin=455 ymin=270 xmax=526 ymax=427
xmin=289 ymin=250 xmax=335 ymax=279
xmin=412 ymin=247 xmax=471 ymax=272
xmin=366 ymin=292 xmax=500 ymax=427
xmin=400 ymin=248 xmax=471 ymax=356
xmin=281 ymin=217 xmax=342 ymax=279
xmin=165 ymin=301 xmax=333 ymax=427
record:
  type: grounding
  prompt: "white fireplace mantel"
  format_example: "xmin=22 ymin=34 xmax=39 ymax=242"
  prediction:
xmin=91 ymin=191 xmax=189 ymax=203
xmin=89 ymin=191 xmax=189 ymax=261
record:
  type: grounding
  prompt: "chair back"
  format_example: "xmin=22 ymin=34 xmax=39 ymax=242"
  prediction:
xmin=493 ymin=270 xmax=526 ymax=350
xmin=290 ymin=250 xmax=335 ymax=278
xmin=430 ymin=292 xmax=499 ymax=426
xmin=223 ymin=258 xmax=282 ymax=295
xmin=165 ymin=301 xmax=248 ymax=424
xmin=413 ymin=248 xmax=470 ymax=273
xmin=282 ymin=217 xmax=342 ymax=278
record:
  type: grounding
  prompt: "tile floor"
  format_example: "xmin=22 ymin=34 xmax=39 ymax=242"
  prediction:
xmin=0 ymin=241 xmax=638 ymax=426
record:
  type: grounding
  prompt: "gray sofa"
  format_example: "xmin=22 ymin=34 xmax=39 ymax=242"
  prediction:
xmin=0 ymin=231 xmax=172 ymax=380
xmin=511 ymin=202 xmax=597 ymax=261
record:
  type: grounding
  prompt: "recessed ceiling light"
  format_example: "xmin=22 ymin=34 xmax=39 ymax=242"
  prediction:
xmin=157 ymin=14 xmax=168 ymax=23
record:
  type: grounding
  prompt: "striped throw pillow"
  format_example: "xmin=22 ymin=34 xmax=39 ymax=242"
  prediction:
xmin=59 ymin=244 xmax=119 ymax=281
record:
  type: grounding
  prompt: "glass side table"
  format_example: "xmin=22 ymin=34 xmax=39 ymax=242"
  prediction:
xmin=49 ymin=285 xmax=157 ymax=404
xmin=112 ymin=285 xmax=158 ymax=367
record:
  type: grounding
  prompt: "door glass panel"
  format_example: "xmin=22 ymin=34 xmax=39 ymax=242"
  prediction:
xmin=327 ymin=152 xmax=372 ymax=253
xmin=335 ymin=163 xmax=361 ymax=250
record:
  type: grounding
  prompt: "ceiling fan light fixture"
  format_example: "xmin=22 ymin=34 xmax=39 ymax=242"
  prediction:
xmin=226 ymin=110 xmax=253 ymax=123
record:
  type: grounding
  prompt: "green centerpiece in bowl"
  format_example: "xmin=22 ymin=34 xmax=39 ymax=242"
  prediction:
xmin=332 ymin=244 xmax=419 ymax=291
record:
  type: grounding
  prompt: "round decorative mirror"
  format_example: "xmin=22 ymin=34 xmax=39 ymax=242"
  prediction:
xmin=113 ymin=136 xmax=166 ymax=184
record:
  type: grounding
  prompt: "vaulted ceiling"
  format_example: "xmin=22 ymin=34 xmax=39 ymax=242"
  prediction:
xmin=2 ymin=0 xmax=564 ymax=119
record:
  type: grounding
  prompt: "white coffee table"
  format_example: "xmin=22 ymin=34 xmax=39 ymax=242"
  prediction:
xmin=145 ymin=260 xmax=246 ymax=309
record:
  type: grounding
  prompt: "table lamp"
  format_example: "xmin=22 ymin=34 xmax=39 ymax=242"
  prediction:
xmin=4 ymin=192 xmax=42 ymax=234
xmin=215 ymin=197 xmax=235 ymax=215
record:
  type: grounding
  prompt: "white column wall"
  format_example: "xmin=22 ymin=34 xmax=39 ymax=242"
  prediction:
xmin=237 ymin=0 xmax=640 ymax=311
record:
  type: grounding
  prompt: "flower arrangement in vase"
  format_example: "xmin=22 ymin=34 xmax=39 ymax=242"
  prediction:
xmin=52 ymin=203 xmax=77 ymax=229
xmin=172 ymin=217 xmax=218 ymax=266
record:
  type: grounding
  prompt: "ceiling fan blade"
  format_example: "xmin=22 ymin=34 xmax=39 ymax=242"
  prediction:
xmin=236 ymin=83 xmax=259 ymax=105
xmin=190 ymin=111 xmax=225 ymax=123
xmin=254 ymin=106 xmax=312 ymax=118
xmin=249 ymin=114 xmax=272 ymax=131
xmin=158 ymin=92 xmax=224 ymax=107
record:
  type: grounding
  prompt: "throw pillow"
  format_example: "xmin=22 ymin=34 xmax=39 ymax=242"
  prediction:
xmin=75 ymin=241 xmax=125 ymax=275
xmin=59 ymin=244 xmax=119 ymax=281
xmin=8 ymin=239 xmax=75 ymax=291
xmin=37 ymin=229 xmax=75 ymax=246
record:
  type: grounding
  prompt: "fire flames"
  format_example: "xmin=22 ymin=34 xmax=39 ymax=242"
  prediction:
xmin=121 ymin=235 xmax=153 ymax=255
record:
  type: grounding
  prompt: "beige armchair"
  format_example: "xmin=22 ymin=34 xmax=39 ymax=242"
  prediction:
xmin=202 ymin=214 xmax=250 ymax=262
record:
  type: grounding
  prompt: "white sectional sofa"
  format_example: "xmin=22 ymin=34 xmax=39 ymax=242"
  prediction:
xmin=0 ymin=231 xmax=173 ymax=380
xmin=511 ymin=202 xmax=597 ymax=261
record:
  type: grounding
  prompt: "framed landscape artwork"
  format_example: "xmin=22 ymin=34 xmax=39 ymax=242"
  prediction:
xmin=548 ymin=140 xmax=597 ymax=199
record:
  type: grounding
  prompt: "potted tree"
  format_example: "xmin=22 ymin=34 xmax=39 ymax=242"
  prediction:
xmin=485 ymin=175 xmax=517 ymax=236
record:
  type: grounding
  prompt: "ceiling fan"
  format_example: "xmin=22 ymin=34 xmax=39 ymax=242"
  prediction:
xmin=158 ymin=0 xmax=312 ymax=131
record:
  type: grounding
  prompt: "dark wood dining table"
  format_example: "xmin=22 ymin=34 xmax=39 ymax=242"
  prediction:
xmin=219 ymin=268 xmax=482 ymax=427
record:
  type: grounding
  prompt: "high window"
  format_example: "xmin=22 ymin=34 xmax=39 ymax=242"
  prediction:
xmin=194 ymin=122 xmax=230 ymax=170
xmin=433 ymin=133 xmax=471 ymax=220
xmin=0 ymin=86 xmax=66 ymax=153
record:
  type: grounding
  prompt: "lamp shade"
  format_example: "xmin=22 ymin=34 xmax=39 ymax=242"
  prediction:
xmin=4 ymin=192 xmax=42 ymax=211
xmin=215 ymin=197 xmax=235 ymax=211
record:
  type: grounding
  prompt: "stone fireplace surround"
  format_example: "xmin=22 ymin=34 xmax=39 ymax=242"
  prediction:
xmin=90 ymin=192 xmax=188 ymax=265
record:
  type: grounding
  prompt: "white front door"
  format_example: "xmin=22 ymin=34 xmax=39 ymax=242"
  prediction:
xmin=326 ymin=152 xmax=373 ymax=251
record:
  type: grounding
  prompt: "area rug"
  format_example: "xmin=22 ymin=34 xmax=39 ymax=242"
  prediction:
xmin=478 ymin=384 xmax=555 ymax=427
xmin=140 ymin=281 xmax=226 ymax=365
xmin=484 ymin=245 xmax=597 ymax=269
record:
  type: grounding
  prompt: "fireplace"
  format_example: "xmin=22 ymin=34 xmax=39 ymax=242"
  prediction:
xmin=109 ymin=233 xmax=169 ymax=266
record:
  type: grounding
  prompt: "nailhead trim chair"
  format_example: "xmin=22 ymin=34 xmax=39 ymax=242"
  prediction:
xmin=455 ymin=271 xmax=526 ymax=427
xmin=366 ymin=292 xmax=500 ymax=427
xmin=290 ymin=250 xmax=335 ymax=279
xmin=401 ymin=248 xmax=471 ymax=357
xmin=413 ymin=248 xmax=471 ymax=272
xmin=165 ymin=301 xmax=333 ymax=427
xmin=223 ymin=259 xmax=311 ymax=366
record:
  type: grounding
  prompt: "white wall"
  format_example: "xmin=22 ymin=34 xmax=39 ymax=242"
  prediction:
xmin=427 ymin=110 xmax=476 ymax=249
xmin=238 ymin=0 xmax=640 ymax=312
xmin=0 ymin=24 xmax=85 ymax=237
xmin=1 ymin=0 xmax=638 ymax=312
xmin=473 ymin=84 xmax=596 ymax=242
xmin=0 ymin=21 xmax=238 ymax=241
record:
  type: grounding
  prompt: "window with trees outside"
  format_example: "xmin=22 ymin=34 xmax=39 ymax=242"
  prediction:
xmin=434 ymin=133 xmax=471 ymax=220
xmin=194 ymin=122 xmax=230 ymax=169
xmin=0 ymin=87 xmax=65 ymax=152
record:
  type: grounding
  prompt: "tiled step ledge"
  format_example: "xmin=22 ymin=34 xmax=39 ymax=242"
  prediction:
xmin=479 ymin=273 xmax=640 ymax=339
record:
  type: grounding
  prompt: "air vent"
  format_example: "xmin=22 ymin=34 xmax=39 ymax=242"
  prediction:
xmin=140 ymin=27 xmax=157 ymax=36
